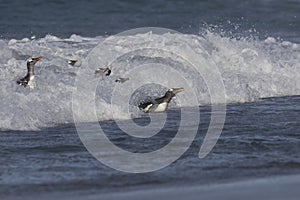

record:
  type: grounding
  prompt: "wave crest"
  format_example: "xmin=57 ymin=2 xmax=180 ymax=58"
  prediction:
xmin=0 ymin=31 xmax=299 ymax=130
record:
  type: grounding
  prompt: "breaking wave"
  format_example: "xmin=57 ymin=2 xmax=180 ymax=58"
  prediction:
xmin=0 ymin=30 xmax=299 ymax=130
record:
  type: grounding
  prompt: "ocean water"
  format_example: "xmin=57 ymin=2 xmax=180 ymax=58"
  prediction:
xmin=0 ymin=0 xmax=300 ymax=199
xmin=1 ymin=97 xmax=300 ymax=197
xmin=0 ymin=0 xmax=299 ymax=42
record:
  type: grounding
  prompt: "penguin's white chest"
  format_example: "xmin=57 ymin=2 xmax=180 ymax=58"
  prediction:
xmin=28 ymin=75 xmax=35 ymax=89
xmin=152 ymin=102 xmax=168 ymax=113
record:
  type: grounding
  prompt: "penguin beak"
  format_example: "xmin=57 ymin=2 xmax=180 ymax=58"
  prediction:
xmin=33 ymin=57 xmax=42 ymax=61
xmin=172 ymin=88 xmax=184 ymax=94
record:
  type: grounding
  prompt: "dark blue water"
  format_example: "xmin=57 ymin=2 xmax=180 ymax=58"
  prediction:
xmin=0 ymin=0 xmax=299 ymax=42
xmin=1 ymin=96 xmax=300 ymax=199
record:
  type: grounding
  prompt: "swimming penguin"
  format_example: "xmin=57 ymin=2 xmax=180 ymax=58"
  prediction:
xmin=68 ymin=60 xmax=77 ymax=66
xmin=16 ymin=57 xmax=42 ymax=89
xmin=115 ymin=77 xmax=129 ymax=83
xmin=95 ymin=67 xmax=111 ymax=77
xmin=138 ymin=88 xmax=184 ymax=113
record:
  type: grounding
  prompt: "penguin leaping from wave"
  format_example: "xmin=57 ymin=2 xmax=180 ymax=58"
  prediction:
xmin=115 ymin=77 xmax=129 ymax=83
xmin=138 ymin=88 xmax=184 ymax=113
xmin=17 ymin=57 xmax=42 ymax=89
xmin=68 ymin=60 xmax=77 ymax=66
xmin=95 ymin=67 xmax=111 ymax=77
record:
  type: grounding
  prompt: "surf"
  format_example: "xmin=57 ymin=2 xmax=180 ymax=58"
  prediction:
xmin=0 ymin=30 xmax=299 ymax=130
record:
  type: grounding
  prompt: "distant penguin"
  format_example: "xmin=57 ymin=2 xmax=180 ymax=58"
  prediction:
xmin=16 ymin=57 xmax=42 ymax=89
xmin=68 ymin=60 xmax=77 ymax=66
xmin=95 ymin=67 xmax=111 ymax=77
xmin=115 ymin=77 xmax=129 ymax=83
xmin=138 ymin=88 xmax=184 ymax=113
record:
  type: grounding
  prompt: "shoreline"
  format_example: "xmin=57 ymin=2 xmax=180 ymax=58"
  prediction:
xmin=80 ymin=174 xmax=300 ymax=200
xmin=3 ymin=174 xmax=300 ymax=200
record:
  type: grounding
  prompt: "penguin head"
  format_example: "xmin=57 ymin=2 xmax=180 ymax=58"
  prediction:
xmin=27 ymin=57 xmax=42 ymax=65
xmin=163 ymin=88 xmax=184 ymax=100
xmin=169 ymin=87 xmax=184 ymax=94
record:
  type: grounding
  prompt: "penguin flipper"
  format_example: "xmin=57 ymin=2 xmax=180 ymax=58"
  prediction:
xmin=105 ymin=69 xmax=112 ymax=76
xmin=138 ymin=101 xmax=154 ymax=113
xmin=16 ymin=78 xmax=28 ymax=87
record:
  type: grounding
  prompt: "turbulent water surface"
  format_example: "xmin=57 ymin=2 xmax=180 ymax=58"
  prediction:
xmin=0 ymin=0 xmax=300 ymax=199
xmin=1 ymin=96 xmax=300 ymax=197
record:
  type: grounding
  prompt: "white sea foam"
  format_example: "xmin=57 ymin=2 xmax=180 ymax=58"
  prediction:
xmin=0 ymin=32 xmax=299 ymax=130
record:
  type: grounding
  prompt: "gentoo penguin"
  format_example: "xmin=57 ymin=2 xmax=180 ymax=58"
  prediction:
xmin=16 ymin=57 xmax=42 ymax=89
xmin=95 ymin=67 xmax=111 ymax=77
xmin=68 ymin=60 xmax=77 ymax=66
xmin=138 ymin=88 xmax=184 ymax=113
xmin=115 ymin=77 xmax=129 ymax=83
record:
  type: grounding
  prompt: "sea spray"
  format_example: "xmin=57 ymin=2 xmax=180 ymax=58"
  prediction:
xmin=0 ymin=31 xmax=299 ymax=130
